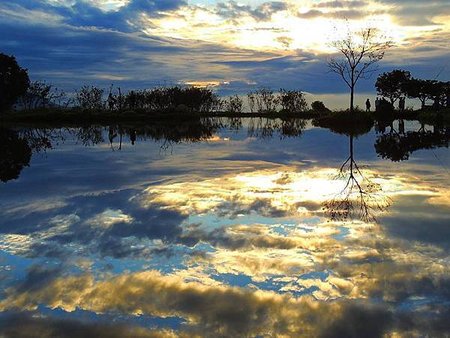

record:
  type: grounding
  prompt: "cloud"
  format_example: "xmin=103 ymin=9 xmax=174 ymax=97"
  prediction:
xmin=216 ymin=1 xmax=288 ymax=22
xmin=0 ymin=312 xmax=177 ymax=338
xmin=2 ymin=0 xmax=187 ymax=32
xmin=1 ymin=266 xmax=449 ymax=336
xmin=375 ymin=0 xmax=450 ymax=26
xmin=296 ymin=8 xmax=372 ymax=20
xmin=314 ymin=1 xmax=368 ymax=9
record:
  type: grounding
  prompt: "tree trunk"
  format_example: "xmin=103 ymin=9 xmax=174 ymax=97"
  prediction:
xmin=350 ymin=70 xmax=355 ymax=112
xmin=350 ymin=86 xmax=354 ymax=112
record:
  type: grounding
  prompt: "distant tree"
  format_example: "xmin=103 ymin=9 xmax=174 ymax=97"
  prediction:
xmin=375 ymin=69 xmax=411 ymax=105
xmin=0 ymin=53 xmax=30 ymax=112
xmin=76 ymin=85 xmax=104 ymax=110
xmin=247 ymin=88 xmax=278 ymax=113
xmin=278 ymin=89 xmax=307 ymax=113
xmin=328 ymin=26 xmax=392 ymax=112
xmin=20 ymin=80 xmax=68 ymax=109
xmin=403 ymin=78 xmax=436 ymax=109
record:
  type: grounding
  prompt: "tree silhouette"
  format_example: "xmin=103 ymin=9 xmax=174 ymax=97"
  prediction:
xmin=0 ymin=53 xmax=30 ymax=112
xmin=328 ymin=26 xmax=392 ymax=112
xmin=375 ymin=69 xmax=411 ymax=105
xmin=19 ymin=80 xmax=68 ymax=109
xmin=407 ymin=79 xmax=450 ymax=109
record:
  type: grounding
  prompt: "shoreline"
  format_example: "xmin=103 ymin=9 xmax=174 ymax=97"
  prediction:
xmin=1 ymin=108 xmax=448 ymax=127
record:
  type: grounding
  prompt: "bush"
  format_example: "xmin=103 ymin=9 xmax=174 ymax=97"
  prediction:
xmin=76 ymin=86 xmax=104 ymax=110
xmin=311 ymin=101 xmax=330 ymax=114
xmin=120 ymin=86 xmax=221 ymax=113
xmin=20 ymin=81 xmax=69 ymax=109
xmin=247 ymin=88 xmax=278 ymax=113
xmin=278 ymin=89 xmax=307 ymax=113
xmin=224 ymin=95 xmax=243 ymax=113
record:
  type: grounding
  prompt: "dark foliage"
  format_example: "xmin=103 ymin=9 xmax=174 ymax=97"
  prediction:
xmin=311 ymin=101 xmax=330 ymax=114
xmin=19 ymin=80 xmax=69 ymax=109
xmin=376 ymin=69 xmax=450 ymax=111
xmin=119 ymin=86 xmax=222 ymax=113
xmin=0 ymin=53 xmax=29 ymax=112
xmin=375 ymin=69 xmax=411 ymax=105
xmin=278 ymin=89 xmax=307 ymax=113
xmin=76 ymin=85 xmax=105 ymax=110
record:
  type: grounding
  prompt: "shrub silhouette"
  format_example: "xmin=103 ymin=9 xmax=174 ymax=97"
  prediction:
xmin=278 ymin=89 xmax=307 ymax=113
xmin=224 ymin=95 xmax=243 ymax=114
xmin=311 ymin=101 xmax=329 ymax=113
xmin=76 ymin=86 xmax=104 ymax=110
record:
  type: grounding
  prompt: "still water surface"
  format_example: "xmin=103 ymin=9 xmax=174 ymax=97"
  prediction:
xmin=0 ymin=118 xmax=449 ymax=337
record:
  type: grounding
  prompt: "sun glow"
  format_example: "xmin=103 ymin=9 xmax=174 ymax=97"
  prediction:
xmin=138 ymin=167 xmax=436 ymax=219
xmin=142 ymin=2 xmax=416 ymax=54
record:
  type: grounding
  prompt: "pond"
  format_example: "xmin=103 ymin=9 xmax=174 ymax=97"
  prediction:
xmin=0 ymin=118 xmax=449 ymax=337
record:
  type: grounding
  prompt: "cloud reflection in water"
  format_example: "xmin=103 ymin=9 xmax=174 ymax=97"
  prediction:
xmin=0 ymin=120 xmax=449 ymax=336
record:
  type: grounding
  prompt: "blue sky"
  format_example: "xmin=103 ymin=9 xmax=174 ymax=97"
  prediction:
xmin=0 ymin=0 xmax=449 ymax=108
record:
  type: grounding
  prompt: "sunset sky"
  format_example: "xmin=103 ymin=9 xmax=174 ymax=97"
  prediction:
xmin=1 ymin=0 xmax=449 ymax=107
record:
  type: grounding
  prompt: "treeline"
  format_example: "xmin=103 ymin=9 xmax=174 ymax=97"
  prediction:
xmin=3 ymin=52 xmax=326 ymax=115
xmin=17 ymin=82 xmax=318 ymax=115
xmin=375 ymin=69 xmax=450 ymax=110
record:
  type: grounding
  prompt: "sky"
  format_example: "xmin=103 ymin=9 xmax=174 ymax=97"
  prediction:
xmin=0 ymin=0 xmax=449 ymax=108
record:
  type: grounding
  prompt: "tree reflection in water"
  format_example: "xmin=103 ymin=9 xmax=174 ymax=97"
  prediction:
xmin=247 ymin=117 xmax=306 ymax=139
xmin=1 ymin=117 xmax=309 ymax=183
xmin=0 ymin=128 xmax=32 ymax=182
xmin=0 ymin=127 xmax=62 ymax=182
xmin=324 ymin=135 xmax=391 ymax=222
xmin=375 ymin=120 xmax=450 ymax=162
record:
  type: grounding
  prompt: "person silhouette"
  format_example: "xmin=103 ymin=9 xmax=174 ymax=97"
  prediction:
xmin=366 ymin=99 xmax=371 ymax=112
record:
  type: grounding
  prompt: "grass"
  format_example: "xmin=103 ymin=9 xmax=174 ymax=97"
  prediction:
xmin=2 ymin=107 xmax=448 ymax=127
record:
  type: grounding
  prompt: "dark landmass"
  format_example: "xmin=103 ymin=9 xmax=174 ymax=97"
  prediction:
xmin=2 ymin=107 xmax=449 ymax=127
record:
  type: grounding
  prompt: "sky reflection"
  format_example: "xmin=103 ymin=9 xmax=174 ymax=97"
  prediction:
xmin=0 ymin=119 xmax=449 ymax=336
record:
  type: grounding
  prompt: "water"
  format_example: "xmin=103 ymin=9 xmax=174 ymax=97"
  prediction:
xmin=0 ymin=118 xmax=449 ymax=337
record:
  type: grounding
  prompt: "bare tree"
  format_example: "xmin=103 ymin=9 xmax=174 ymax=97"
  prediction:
xmin=328 ymin=26 xmax=393 ymax=112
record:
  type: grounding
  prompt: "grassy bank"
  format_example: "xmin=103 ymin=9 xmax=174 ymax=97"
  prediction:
xmin=2 ymin=107 xmax=449 ymax=126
